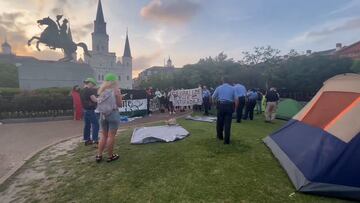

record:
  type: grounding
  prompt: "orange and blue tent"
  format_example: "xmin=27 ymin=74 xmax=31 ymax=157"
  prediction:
xmin=264 ymin=73 xmax=360 ymax=200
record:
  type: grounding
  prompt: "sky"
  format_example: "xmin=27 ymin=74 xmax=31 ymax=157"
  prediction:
xmin=1 ymin=0 xmax=360 ymax=77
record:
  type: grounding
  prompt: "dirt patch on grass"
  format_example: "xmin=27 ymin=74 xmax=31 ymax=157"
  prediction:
xmin=0 ymin=137 xmax=81 ymax=203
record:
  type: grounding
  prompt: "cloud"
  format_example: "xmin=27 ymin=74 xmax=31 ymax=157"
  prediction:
xmin=71 ymin=23 xmax=93 ymax=41
xmin=307 ymin=17 xmax=360 ymax=37
xmin=289 ymin=17 xmax=360 ymax=46
xmin=328 ymin=0 xmax=360 ymax=16
xmin=133 ymin=50 xmax=163 ymax=72
xmin=140 ymin=0 xmax=200 ymax=25
xmin=0 ymin=11 xmax=62 ymax=60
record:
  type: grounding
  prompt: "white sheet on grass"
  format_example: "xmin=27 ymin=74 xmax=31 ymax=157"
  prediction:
xmin=185 ymin=115 xmax=217 ymax=123
xmin=131 ymin=125 xmax=190 ymax=144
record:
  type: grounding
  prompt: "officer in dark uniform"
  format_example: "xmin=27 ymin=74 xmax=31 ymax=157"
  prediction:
xmin=212 ymin=77 xmax=238 ymax=144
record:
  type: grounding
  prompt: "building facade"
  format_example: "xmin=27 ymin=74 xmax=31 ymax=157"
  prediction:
xmin=313 ymin=41 xmax=360 ymax=60
xmin=84 ymin=0 xmax=133 ymax=89
xmin=137 ymin=57 xmax=176 ymax=82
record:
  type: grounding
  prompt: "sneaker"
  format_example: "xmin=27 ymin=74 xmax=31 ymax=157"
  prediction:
xmin=84 ymin=140 xmax=93 ymax=146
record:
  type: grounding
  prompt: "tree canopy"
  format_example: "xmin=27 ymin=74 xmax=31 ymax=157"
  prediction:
xmin=139 ymin=47 xmax=354 ymax=96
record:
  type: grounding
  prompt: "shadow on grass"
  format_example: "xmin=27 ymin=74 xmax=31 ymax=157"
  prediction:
xmin=196 ymin=137 xmax=252 ymax=156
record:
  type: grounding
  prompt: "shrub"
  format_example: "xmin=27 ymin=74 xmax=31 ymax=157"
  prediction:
xmin=0 ymin=86 xmax=77 ymax=119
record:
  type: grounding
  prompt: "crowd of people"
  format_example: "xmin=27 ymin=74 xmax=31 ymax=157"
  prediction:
xmin=70 ymin=74 xmax=280 ymax=162
xmin=144 ymin=82 xmax=279 ymax=125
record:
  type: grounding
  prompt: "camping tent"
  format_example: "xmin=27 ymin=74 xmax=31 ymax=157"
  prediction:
xmin=276 ymin=99 xmax=303 ymax=120
xmin=263 ymin=73 xmax=360 ymax=200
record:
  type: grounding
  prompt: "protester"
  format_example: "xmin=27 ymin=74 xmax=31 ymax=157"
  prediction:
xmin=202 ymin=86 xmax=211 ymax=116
xmin=80 ymin=78 xmax=99 ymax=146
xmin=168 ymin=88 xmax=176 ymax=114
xmin=212 ymin=77 xmax=238 ymax=144
xmin=233 ymin=83 xmax=247 ymax=123
xmin=146 ymin=87 xmax=153 ymax=116
xmin=95 ymin=73 xmax=123 ymax=163
xmin=243 ymin=89 xmax=258 ymax=120
xmin=255 ymin=89 xmax=263 ymax=114
xmin=71 ymin=85 xmax=83 ymax=121
xmin=155 ymin=88 xmax=161 ymax=98
xmin=159 ymin=90 xmax=166 ymax=113
xmin=265 ymin=87 xmax=280 ymax=123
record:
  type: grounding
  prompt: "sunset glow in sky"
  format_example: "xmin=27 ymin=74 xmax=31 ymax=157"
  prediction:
xmin=1 ymin=0 xmax=360 ymax=77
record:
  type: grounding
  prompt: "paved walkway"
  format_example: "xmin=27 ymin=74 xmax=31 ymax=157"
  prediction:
xmin=0 ymin=111 xmax=190 ymax=182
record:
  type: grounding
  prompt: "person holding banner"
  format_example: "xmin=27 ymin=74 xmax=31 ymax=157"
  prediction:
xmin=212 ymin=77 xmax=238 ymax=144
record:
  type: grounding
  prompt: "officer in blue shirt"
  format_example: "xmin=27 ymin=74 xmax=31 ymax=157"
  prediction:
xmin=202 ymin=86 xmax=211 ymax=116
xmin=233 ymin=83 xmax=247 ymax=123
xmin=212 ymin=77 xmax=238 ymax=144
xmin=243 ymin=89 xmax=258 ymax=120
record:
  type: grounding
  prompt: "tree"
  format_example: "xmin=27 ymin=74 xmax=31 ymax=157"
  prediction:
xmin=0 ymin=63 xmax=19 ymax=88
xmin=241 ymin=46 xmax=281 ymax=65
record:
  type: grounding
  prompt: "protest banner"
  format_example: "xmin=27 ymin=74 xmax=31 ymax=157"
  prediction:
xmin=118 ymin=90 xmax=148 ymax=117
xmin=169 ymin=88 xmax=203 ymax=107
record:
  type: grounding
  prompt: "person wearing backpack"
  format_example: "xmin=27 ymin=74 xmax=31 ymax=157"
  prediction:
xmin=95 ymin=73 xmax=123 ymax=163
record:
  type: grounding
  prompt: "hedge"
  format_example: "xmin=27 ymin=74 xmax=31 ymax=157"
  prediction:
xmin=0 ymin=88 xmax=74 ymax=120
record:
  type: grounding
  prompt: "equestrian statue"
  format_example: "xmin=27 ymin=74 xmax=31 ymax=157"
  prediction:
xmin=28 ymin=15 xmax=91 ymax=62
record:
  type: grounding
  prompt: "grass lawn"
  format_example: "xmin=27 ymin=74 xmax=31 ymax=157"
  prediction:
xmin=2 ymin=115 xmax=353 ymax=202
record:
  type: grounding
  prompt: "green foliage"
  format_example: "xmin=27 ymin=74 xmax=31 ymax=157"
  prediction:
xmin=140 ymin=50 xmax=354 ymax=95
xmin=0 ymin=87 xmax=73 ymax=119
xmin=350 ymin=60 xmax=360 ymax=73
xmin=0 ymin=63 xmax=19 ymax=88
xmin=0 ymin=87 xmax=21 ymax=98
xmin=32 ymin=87 xmax=72 ymax=96
xmin=272 ymin=55 xmax=353 ymax=92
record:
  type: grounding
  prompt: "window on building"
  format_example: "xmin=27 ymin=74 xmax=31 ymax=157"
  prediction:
xmin=96 ymin=45 xmax=99 ymax=51
xmin=102 ymin=75 xmax=104 ymax=81
xmin=98 ymin=74 xmax=101 ymax=81
xmin=127 ymin=75 xmax=130 ymax=80
xmin=118 ymin=75 xmax=121 ymax=81
xmin=127 ymin=62 xmax=129 ymax=66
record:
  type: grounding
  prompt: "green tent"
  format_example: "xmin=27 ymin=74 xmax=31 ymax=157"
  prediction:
xmin=276 ymin=98 xmax=303 ymax=120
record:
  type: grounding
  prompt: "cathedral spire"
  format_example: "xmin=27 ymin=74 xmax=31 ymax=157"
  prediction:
xmin=94 ymin=0 xmax=106 ymax=34
xmin=96 ymin=0 xmax=105 ymax=23
xmin=123 ymin=30 xmax=132 ymax=58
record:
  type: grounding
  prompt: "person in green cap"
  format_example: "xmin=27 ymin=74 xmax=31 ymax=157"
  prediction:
xmin=95 ymin=73 xmax=123 ymax=163
xmin=80 ymin=77 xmax=99 ymax=146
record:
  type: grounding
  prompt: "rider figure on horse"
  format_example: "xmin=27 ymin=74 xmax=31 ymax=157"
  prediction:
xmin=55 ymin=15 xmax=71 ymax=50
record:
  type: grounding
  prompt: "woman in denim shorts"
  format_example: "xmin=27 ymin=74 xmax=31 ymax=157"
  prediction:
xmin=95 ymin=73 xmax=123 ymax=163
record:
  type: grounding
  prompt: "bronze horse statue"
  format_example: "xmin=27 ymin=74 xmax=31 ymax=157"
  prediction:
xmin=28 ymin=16 xmax=91 ymax=62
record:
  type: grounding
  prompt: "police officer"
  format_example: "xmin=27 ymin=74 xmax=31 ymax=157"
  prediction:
xmin=233 ymin=82 xmax=247 ymax=123
xmin=212 ymin=77 xmax=238 ymax=144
